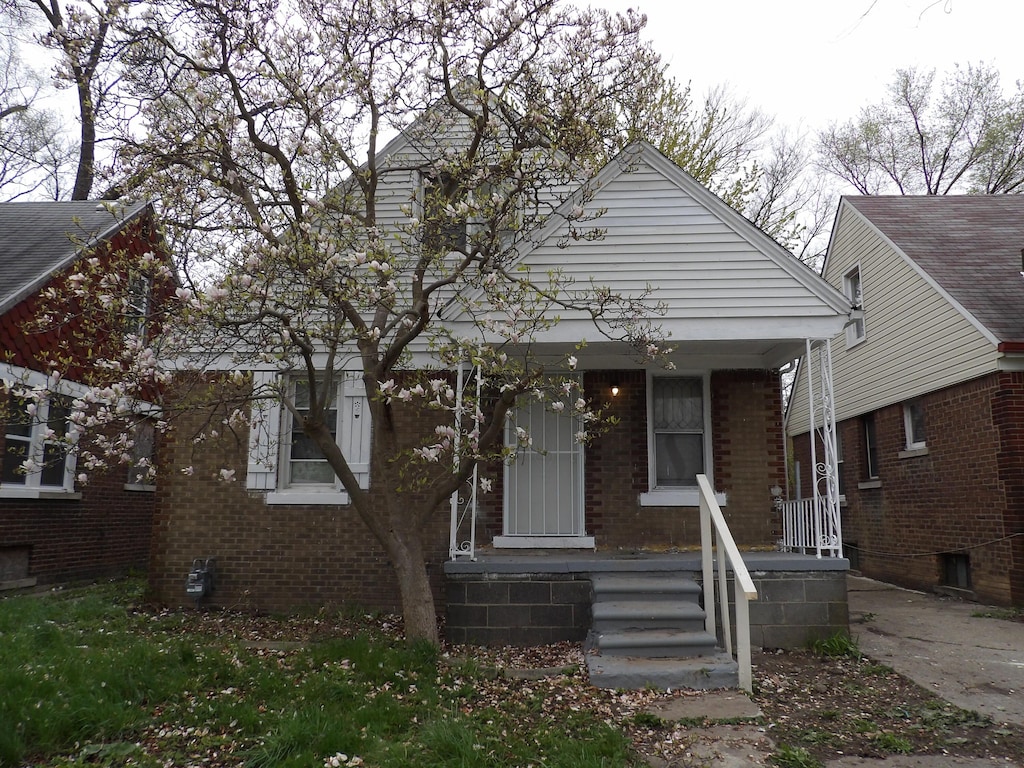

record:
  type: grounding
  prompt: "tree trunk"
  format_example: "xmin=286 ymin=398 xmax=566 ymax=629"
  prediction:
xmin=384 ymin=514 xmax=439 ymax=645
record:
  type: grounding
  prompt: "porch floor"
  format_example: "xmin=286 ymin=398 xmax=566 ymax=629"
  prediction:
xmin=444 ymin=549 xmax=849 ymax=575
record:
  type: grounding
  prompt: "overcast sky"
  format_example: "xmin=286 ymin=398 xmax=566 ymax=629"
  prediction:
xmin=593 ymin=0 xmax=1024 ymax=134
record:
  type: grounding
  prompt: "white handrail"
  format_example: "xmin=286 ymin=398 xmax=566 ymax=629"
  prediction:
xmin=697 ymin=474 xmax=758 ymax=692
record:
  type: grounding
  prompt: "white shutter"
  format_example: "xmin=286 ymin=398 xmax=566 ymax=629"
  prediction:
xmin=246 ymin=371 xmax=281 ymax=490
xmin=340 ymin=373 xmax=372 ymax=489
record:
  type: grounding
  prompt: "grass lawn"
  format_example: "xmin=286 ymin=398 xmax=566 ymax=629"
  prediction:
xmin=0 ymin=579 xmax=638 ymax=768
xmin=6 ymin=579 xmax=1023 ymax=768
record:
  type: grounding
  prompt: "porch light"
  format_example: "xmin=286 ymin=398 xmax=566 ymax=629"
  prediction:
xmin=610 ymin=383 xmax=620 ymax=397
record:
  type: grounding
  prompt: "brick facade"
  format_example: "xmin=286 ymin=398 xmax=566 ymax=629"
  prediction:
xmin=0 ymin=470 xmax=154 ymax=586
xmin=149 ymin=368 xmax=788 ymax=616
xmin=1 ymin=208 xmax=165 ymax=589
xmin=148 ymin=380 xmax=452 ymax=614
xmin=792 ymin=371 xmax=1024 ymax=606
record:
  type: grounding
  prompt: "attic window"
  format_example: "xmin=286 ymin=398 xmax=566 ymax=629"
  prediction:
xmin=126 ymin=273 xmax=151 ymax=341
xmin=844 ymin=266 xmax=865 ymax=346
xmin=420 ymin=171 xmax=467 ymax=252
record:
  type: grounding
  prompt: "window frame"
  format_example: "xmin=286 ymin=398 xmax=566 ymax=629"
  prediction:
xmin=862 ymin=413 xmax=879 ymax=480
xmin=1 ymin=391 xmax=78 ymax=498
xmin=259 ymin=372 xmax=371 ymax=506
xmin=639 ymin=373 xmax=725 ymax=507
xmin=835 ymin=426 xmax=845 ymax=501
xmin=419 ymin=169 xmax=522 ymax=256
xmin=844 ymin=265 xmax=865 ymax=347
xmin=903 ymin=400 xmax=927 ymax=451
xmin=126 ymin=272 xmax=152 ymax=341
xmin=281 ymin=378 xmax=342 ymax=491
xmin=125 ymin=418 xmax=157 ymax=491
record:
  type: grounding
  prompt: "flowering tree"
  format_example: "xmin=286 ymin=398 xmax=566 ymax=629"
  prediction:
xmin=24 ymin=0 xmax=676 ymax=643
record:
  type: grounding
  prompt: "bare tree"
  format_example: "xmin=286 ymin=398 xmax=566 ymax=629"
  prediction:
xmin=0 ymin=13 xmax=75 ymax=198
xmin=818 ymin=63 xmax=1024 ymax=195
xmin=2 ymin=0 xmax=139 ymax=199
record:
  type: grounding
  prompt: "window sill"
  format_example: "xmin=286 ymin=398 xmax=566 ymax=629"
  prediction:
xmin=639 ymin=489 xmax=727 ymax=507
xmin=265 ymin=490 xmax=351 ymax=506
xmin=898 ymin=446 xmax=929 ymax=459
xmin=0 ymin=487 xmax=82 ymax=500
xmin=123 ymin=483 xmax=156 ymax=493
xmin=493 ymin=535 xmax=595 ymax=549
xmin=858 ymin=479 xmax=882 ymax=490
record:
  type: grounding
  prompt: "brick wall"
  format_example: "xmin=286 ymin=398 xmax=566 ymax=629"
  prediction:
xmin=0 ymin=467 xmax=154 ymax=585
xmin=150 ymin=367 xmax=788 ymax=615
xmin=792 ymin=372 xmax=1024 ymax=606
xmin=711 ymin=369 xmax=786 ymax=545
xmin=148 ymin=381 xmax=452 ymax=614
xmin=591 ymin=369 xmax=784 ymax=549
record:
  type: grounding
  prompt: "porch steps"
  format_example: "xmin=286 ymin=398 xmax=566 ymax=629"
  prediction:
xmin=585 ymin=572 xmax=739 ymax=690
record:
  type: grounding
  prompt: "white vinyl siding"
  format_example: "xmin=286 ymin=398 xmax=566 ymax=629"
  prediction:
xmin=788 ymin=205 xmax=998 ymax=435
xmin=519 ymin=164 xmax=843 ymax=326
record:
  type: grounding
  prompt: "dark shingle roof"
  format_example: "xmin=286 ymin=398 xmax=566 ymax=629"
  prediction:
xmin=845 ymin=195 xmax=1024 ymax=344
xmin=0 ymin=200 xmax=150 ymax=314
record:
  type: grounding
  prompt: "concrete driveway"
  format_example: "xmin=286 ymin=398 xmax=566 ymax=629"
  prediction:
xmin=848 ymin=575 xmax=1024 ymax=726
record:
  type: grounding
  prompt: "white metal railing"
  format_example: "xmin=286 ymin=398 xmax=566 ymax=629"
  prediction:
xmin=780 ymin=497 xmax=843 ymax=558
xmin=449 ymin=363 xmax=480 ymax=560
xmin=780 ymin=338 xmax=843 ymax=560
xmin=697 ymin=474 xmax=758 ymax=692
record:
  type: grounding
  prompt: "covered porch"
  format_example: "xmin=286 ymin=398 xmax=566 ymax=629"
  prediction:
xmin=445 ymin=473 xmax=849 ymax=692
xmin=442 ymin=337 xmax=848 ymax=691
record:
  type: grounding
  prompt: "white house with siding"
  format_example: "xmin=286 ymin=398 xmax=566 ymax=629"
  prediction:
xmin=151 ymin=137 xmax=858 ymax=686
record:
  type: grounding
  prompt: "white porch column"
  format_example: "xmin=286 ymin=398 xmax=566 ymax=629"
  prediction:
xmin=805 ymin=338 xmax=843 ymax=558
xmin=449 ymin=361 xmax=479 ymax=560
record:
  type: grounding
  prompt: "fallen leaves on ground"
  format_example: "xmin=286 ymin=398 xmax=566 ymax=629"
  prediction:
xmin=121 ymin=607 xmax=1024 ymax=766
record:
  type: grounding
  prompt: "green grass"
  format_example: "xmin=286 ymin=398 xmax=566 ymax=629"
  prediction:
xmin=873 ymin=732 xmax=913 ymax=753
xmin=971 ymin=606 xmax=1024 ymax=622
xmin=771 ymin=744 xmax=824 ymax=768
xmin=808 ymin=631 xmax=861 ymax=659
xmin=0 ymin=580 xmax=637 ymax=768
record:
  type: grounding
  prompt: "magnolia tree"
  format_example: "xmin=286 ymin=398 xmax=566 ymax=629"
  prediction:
xmin=26 ymin=0 xmax=676 ymax=643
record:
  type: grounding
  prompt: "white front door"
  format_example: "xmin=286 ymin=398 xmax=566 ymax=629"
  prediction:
xmin=496 ymin=397 xmax=591 ymax=547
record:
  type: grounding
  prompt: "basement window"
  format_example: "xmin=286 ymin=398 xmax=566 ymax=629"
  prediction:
xmin=941 ymin=552 xmax=971 ymax=591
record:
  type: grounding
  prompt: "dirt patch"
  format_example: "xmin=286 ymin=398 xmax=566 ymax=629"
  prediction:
xmin=752 ymin=649 xmax=1024 ymax=763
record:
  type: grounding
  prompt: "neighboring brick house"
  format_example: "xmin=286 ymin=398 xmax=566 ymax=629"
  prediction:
xmin=1 ymin=201 xmax=165 ymax=589
xmin=787 ymin=196 xmax=1024 ymax=607
xmin=148 ymin=140 xmax=855 ymax=621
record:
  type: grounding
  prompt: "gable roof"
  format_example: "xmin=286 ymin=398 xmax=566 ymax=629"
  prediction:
xmin=842 ymin=195 xmax=1024 ymax=345
xmin=439 ymin=141 xmax=853 ymax=366
xmin=0 ymin=200 xmax=151 ymax=315
xmin=507 ymin=142 xmax=851 ymax=332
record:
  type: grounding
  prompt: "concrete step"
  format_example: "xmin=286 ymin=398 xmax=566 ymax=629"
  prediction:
xmin=594 ymin=628 xmax=720 ymax=658
xmin=591 ymin=599 xmax=706 ymax=632
xmin=586 ymin=652 xmax=739 ymax=690
xmin=591 ymin=572 xmax=702 ymax=602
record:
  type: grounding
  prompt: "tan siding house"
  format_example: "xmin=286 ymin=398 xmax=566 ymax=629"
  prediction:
xmin=787 ymin=196 xmax=1024 ymax=606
